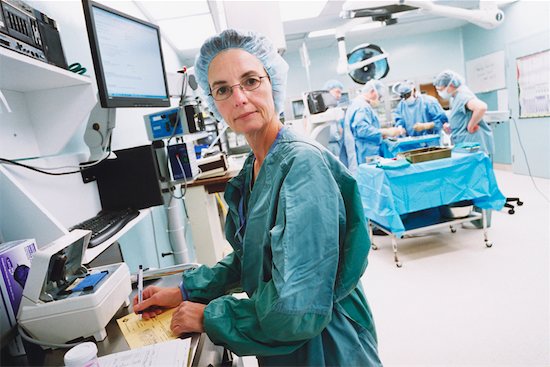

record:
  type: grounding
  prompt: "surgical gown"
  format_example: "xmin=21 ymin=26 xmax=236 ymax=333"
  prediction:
xmin=394 ymin=94 xmax=447 ymax=136
xmin=181 ymin=128 xmax=381 ymax=366
xmin=449 ymin=86 xmax=494 ymax=157
xmin=340 ymin=96 xmax=382 ymax=174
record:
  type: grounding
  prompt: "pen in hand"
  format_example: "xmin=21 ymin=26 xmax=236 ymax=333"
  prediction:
xmin=137 ymin=265 xmax=143 ymax=320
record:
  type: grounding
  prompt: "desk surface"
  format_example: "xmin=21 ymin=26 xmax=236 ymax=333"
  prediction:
xmin=6 ymin=274 xmax=224 ymax=366
xmin=356 ymin=152 xmax=505 ymax=236
xmin=187 ymin=169 xmax=239 ymax=188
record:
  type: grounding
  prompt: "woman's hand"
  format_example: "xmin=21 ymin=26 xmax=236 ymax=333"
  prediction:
xmin=467 ymin=121 xmax=480 ymax=133
xmin=443 ymin=123 xmax=451 ymax=134
xmin=133 ymin=286 xmax=183 ymax=320
xmin=170 ymin=301 xmax=206 ymax=336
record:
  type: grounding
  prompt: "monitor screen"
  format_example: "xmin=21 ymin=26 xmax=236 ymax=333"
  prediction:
xmin=292 ymin=99 xmax=305 ymax=119
xmin=82 ymin=0 xmax=170 ymax=108
xmin=340 ymin=92 xmax=349 ymax=105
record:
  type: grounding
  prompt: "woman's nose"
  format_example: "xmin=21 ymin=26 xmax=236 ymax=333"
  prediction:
xmin=231 ymin=86 xmax=248 ymax=105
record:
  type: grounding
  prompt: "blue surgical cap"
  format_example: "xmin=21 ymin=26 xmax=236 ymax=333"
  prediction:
xmin=361 ymin=80 xmax=385 ymax=96
xmin=323 ymin=79 xmax=344 ymax=92
xmin=433 ymin=70 xmax=463 ymax=88
xmin=392 ymin=80 xmax=415 ymax=96
xmin=194 ymin=29 xmax=289 ymax=122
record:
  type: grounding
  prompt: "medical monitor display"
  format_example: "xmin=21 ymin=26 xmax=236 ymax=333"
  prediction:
xmin=292 ymin=99 xmax=305 ymax=119
xmin=82 ymin=0 xmax=170 ymax=108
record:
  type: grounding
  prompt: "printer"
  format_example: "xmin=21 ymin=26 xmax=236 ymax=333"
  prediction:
xmin=17 ymin=230 xmax=131 ymax=344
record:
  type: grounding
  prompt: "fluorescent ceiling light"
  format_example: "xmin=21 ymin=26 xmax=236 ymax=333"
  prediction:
xmin=159 ymin=14 xmax=216 ymax=50
xmin=279 ymin=0 xmax=328 ymax=22
xmin=308 ymin=21 xmax=383 ymax=38
xmin=136 ymin=1 xmax=210 ymax=20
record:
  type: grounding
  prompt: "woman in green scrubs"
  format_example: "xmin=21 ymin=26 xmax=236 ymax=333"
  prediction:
xmin=134 ymin=29 xmax=382 ymax=367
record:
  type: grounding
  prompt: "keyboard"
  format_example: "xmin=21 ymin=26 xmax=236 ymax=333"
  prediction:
xmin=70 ymin=208 xmax=140 ymax=248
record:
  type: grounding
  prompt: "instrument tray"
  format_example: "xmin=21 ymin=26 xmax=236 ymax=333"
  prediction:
xmin=400 ymin=146 xmax=452 ymax=163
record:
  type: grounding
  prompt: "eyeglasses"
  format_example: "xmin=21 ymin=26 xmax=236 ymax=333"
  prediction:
xmin=209 ymin=76 xmax=269 ymax=101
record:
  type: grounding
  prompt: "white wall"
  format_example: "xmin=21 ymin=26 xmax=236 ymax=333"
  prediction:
xmin=283 ymin=28 xmax=465 ymax=118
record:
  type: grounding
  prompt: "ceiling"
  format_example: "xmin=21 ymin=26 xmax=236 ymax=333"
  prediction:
xmin=132 ymin=0 xmax=513 ymax=64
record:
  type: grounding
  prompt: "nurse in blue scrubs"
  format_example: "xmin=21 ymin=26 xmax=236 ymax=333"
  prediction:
xmin=434 ymin=70 xmax=495 ymax=227
xmin=392 ymin=80 xmax=447 ymax=137
xmin=433 ymin=70 xmax=494 ymax=158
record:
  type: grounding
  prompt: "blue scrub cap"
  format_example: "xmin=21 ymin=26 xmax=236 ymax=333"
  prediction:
xmin=194 ymin=29 xmax=289 ymax=121
xmin=433 ymin=70 xmax=463 ymax=88
xmin=392 ymin=80 xmax=415 ymax=96
xmin=360 ymin=80 xmax=385 ymax=96
xmin=323 ymin=79 xmax=344 ymax=91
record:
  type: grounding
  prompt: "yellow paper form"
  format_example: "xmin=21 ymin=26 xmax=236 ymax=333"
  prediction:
xmin=116 ymin=308 xmax=178 ymax=349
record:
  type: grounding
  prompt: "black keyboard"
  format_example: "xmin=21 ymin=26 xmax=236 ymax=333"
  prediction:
xmin=70 ymin=208 xmax=140 ymax=248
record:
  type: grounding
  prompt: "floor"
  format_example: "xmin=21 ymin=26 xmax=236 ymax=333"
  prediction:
xmin=363 ymin=168 xmax=550 ymax=366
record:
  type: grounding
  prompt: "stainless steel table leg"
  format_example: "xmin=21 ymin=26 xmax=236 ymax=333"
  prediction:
xmin=482 ymin=209 xmax=493 ymax=247
xmin=368 ymin=220 xmax=378 ymax=250
xmin=391 ymin=235 xmax=402 ymax=267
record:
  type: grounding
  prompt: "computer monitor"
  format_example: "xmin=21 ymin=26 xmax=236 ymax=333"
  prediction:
xmin=292 ymin=99 xmax=305 ymax=119
xmin=82 ymin=0 xmax=170 ymax=108
xmin=340 ymin=92 xmax=350 ymax=105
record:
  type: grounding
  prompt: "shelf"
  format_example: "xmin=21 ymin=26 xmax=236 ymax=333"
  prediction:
xmin=0 ymin=47 xmax=92 ymax=92
xmin=82 ymin=208 xmax=151 ymax=264
xmin=0 ymin=47 xmax=97 ymax=159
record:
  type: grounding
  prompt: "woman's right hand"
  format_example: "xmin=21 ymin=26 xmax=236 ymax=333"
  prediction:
xmin=133 ymin=286 xmax=183 ymax=320
xmin=443 ymin=123 xmax=451 ymax=134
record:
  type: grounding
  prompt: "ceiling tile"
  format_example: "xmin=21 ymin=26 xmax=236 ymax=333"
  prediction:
xmin=137 ymin=1 xmax=209 ymax=20
xmin=158 ymin=13 xmax=216 ymax=50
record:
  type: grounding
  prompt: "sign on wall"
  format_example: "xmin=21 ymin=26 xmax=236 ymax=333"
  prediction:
xmin=466 ymin=50 xmax=506 ymax=93
xmin=516 ymin=49 xmax=550 ymax=118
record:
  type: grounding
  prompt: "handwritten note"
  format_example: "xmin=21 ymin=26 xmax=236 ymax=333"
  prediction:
xmin=97 ymin=338 xmax=190 ymax=367
xmin=116 ymin=308 xmax=177 ymax=349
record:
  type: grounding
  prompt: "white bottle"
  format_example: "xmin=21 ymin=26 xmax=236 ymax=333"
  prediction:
xmin=64 ymin=342 xmax=99 ymax=367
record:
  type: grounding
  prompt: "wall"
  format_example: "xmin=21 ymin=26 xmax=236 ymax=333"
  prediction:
xmin=462 ymin=1 xmax=550 ymax=178
xmin=283 ymin=29 xmax=465 ymax=117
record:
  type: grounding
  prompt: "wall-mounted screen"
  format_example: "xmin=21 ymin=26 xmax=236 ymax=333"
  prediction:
xmin=82 ymin=0 xmax=170 ymax=108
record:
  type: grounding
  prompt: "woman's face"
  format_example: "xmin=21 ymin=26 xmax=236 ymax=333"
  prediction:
xmin=208 ymin=49 xmax=276 ymax=135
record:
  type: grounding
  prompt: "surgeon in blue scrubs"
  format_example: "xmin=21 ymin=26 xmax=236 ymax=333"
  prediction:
xmin=134 ymin=29 xmax=382 ymax=366
xmin=392 ymin=80 xmax=447 ymax=136
xmin=323 ymin=79 xmax=346 ymax=157
xmin=340 ymin=80 xmax=404 ymax=174
xmin=434 ymin=69 xmax=494 ymax=227
xmin=433 ymin=70 xmax=493 ymax=157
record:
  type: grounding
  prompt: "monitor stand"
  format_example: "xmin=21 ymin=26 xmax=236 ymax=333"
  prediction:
xmin=84 ymin=101 xmax=117 ymax=161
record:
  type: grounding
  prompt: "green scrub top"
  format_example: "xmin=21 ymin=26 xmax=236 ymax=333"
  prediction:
xmin=181 ymin=128 xmax=381 ymax=366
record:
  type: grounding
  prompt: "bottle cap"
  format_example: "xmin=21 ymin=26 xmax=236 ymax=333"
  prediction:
xmin=64 ymin=342 xmax=98 ymax=366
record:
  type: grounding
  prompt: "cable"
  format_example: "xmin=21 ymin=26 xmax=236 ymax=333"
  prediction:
xmin=0 ymin=127 xmax=113 ymax=175
xmin=17 ymin=324 xmax=80 ymax=349
xmin=511 ymin=116 xmax=549 ymax=202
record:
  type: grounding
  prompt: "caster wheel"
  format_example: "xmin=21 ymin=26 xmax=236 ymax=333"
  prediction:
xmin=451 ymin=228 xmax=457 ymax=233
xmin=396 ymin=262 xmax=402 ymax=268
xmin=485 ymin=241 xmax=493 ymax=248
xmin=517 ymin=201 xmax=523 ymax=206
xmin=371 ymin=244 xmax=378 ymax=250
xmin=508 ymin=209 xmax=515 ymax=214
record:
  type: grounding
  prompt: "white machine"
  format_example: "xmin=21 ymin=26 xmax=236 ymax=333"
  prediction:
xmin=17 ymin=230 xmax=131 ymax=344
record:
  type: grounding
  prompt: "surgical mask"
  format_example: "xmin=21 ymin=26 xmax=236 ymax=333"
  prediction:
xmin=437 ymin=88 xmax=451 ymax=100
xmin=370 ymin=99 xmax=380 ymax=108
xmin=405 ymin=96 xmax=416 ymax=105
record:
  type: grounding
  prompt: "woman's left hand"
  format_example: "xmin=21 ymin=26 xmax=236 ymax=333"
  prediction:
xmin=170 ymin=301 xmax=206 ymax=336
xmin=467 ymin=121 xmax=479 ymax=133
